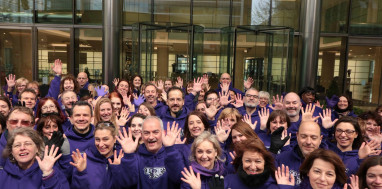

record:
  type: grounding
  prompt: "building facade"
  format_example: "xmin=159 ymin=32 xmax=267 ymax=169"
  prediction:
xmin=1 ymin=0 xmax=382 ymax=110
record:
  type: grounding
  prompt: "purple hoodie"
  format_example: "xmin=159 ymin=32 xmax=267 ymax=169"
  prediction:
xmin=122 ymin=144 xmax=185 ymax=189
xmin=327 ymin=141 xmax=362 ymax=176
xmin=0 ymin=158 xmax=69 ymax=189
xmin=70 ymin=144 xmax=134 ymax=189
xmin=64 ymin=124 xmax=95 ymax=153
xmin=224 ymin=173 xmax=292 ymax=189
xmin=159 ymin=105 xmax=191 ymax=137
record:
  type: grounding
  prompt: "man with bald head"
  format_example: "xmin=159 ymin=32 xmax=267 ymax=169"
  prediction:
xmin=276 ymin=121 xmax=325 ymax=186
xmin=215 ymin=73 xmax=244 ymax=96
xmin=77 ymin=72 xmax=89 ymax=89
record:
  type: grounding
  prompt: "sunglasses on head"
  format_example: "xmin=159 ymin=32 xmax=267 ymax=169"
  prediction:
xmin=96 ymin=121 xmax=115 ymax=128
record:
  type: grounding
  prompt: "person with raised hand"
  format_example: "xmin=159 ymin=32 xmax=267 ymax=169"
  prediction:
xmin=215 ymin=73 xmax=244 ymax=97
xmin=119 ymin=117 xmax=185 ymax=189
xmin=184 ymin=77 xmax=203 ymax=111
xmin=180 ymin=131 xmax=225 ymax=189
xmin=5 ymin=74 xmax=29 ymax=106
xmin=70 ymin=121 xmax=130 ymax=189
xmin=0 ymin=127 xmax=69 ymax=188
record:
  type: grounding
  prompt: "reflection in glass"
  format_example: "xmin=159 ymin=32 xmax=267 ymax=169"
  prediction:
xmin=320 ymin=0 xmax=349 ymax=33
xmin=0 ymin=0 xmax=33 ymax=23
xmin=153 ymin=0 xmax=190 ymax=23
xmin=123 ymin=0 xmax=151 ymax=25
xmin=37 ymin=29 xmax=71 ymax=84
xmin=75 ymin=29 xmax=103 ymax=84
xmin=35 ymin=0 xmax=73 ymax=23
xmin=350 ymin=0 xmax=382 ymax=35
xmin=193 ymin=0 xmax=230 ymax=28
xmin=0 ymin=29 xmax=32 ymax=89
xmin=76 ymin=0 xmax=103 ymax=24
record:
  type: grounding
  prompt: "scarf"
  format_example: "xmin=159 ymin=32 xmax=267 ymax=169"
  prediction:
xmin=190 ymin=160 xmax=224 ymax=177
xmin=237 ymin=164 xmax=271 ymax=188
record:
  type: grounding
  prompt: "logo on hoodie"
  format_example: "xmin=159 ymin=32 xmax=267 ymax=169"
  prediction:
xmin=144 ymin=167 xmax=166 ymax=179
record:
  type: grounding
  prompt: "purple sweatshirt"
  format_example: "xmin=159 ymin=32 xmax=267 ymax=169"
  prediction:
xmin=64 ymin=124 xmax=95 ymax=153
xmin=224 ymin=173 xmax=292 ymax=189
xmin=0 ymin=158 xmax=69 ymax=189
xmin=122 ymin=144 xmax=185 ymax=189
xmin=159 ymin=106 xmax=191 ymax=137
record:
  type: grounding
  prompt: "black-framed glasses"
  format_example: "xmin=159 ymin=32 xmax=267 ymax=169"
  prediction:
xmin=335 ymin=129 xmax=356 ymax=135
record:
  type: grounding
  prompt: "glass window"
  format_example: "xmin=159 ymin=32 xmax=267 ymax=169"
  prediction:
xmin=0 ymin=28 xmax=32 ymax=92
xmin=317 ymin=37 xmax=347 ymax=98
xmin=321 ymin=0 xmax=349 ymax=33
xmin=0 ymin=0 xmax=33 ymax=23
xmin=270 ymin=0 xmax=301 ymax=30
xmin=123 ymin=0 xmax=152 ymax=25
xmin=37 ymin=29 xmax=71 ymax=84
xmin=35 ymin=0 xmax=73 ymax=24
xmin=193 ymin=0 xmax=230 ymax=28
xmin=75 ymin=28 xmax=103 ymax=84
xmin=76 ymin=0 xmax=103 ymax=25
xmin=153 ymin=0 xmax=190 ymax=23
xmin=350 ymin=0 xmax=382 ymax=35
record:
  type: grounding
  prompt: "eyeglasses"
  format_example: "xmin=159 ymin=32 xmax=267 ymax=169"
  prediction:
xmin=245 ymin=94 xmax=259 ymax=99
xmin=335 ymin=129 xmax=356 ymax=135
xmin=8 ymin=119 xmax=31 ymax=126
xmin=42 ymin=105 xmax=57 ymax=111
xmin=206 ymin=98 xmax=218 ymax=101
xmin=12 ymin=141 xmax=34 ymax=149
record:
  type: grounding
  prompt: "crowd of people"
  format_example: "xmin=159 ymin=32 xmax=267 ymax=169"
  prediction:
xmin=0 ymin=58 xmax=381 ymax=189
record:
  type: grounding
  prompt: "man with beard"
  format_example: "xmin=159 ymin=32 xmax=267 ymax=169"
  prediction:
xmin=159 ymin=87 xmax=191 ymax=135
xmin=143 ymin=83 xmax=165 ymax=116
xmin=237 ymin=88 xmax=266 ymax=133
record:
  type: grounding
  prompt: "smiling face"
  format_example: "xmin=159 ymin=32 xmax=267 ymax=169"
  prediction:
xmin=232 ymin=129 xmax=247 ymax=144
xmin=0 ymin=100 xmax=10 ymax=117
xmin=195 ymin=140 xmax=217 ymax=170
xmin=167 ymin=89 xmax=184 ymax=114
xmin=61 ymin=91 xmax=77 ymax=109
xmin=138 ymin=105 xmax=151 ymax=116
xmin=95 ymin=129 xmax=116 ymax=158
xmin=117 ymin=81 xmax=129 ymax=95
xmin=307 ymin=158 xmax=336 ymax=189
xmin=242 ymin=151 xmax=265 ymax=175
xmin=283 ymin=93 xmax=302 ymax=118
xmin=130 ymin=117 xmax=143 ymax=139
xmin=133 ymin=77 xmax=142 ymax=88
xmin=335 ymin=122 xmax=357 ymax=151
xmin=110 ymin=97 xmax=122 ymax=114
xmin=7 ymin=111 xmax=33 ymax=132
xmin=365 ymin=119 xmax=379 ymax=138
xmin=17 ymin=81 xmax=27 ymax=93
xmin=99 ymin=102 xmax=112 ymax=121
xmin=188 ymin=115 xmax=205 ymax=138
xmin=259 ymin=96 xmax=269 ymax=108
xmin=337 ymin=96 xmax=349 ymax=110
xmin=11 ymin=135 xmax=38 ymax=170
xmin=42 ymin=119 xmax=59 ymax=139
xmin=244 ymin=89 xmax=259 ymax=108
xmin=41 ymin=99 xmax=59 ymax=114
xmin=220 ymin=73 xmax=231 ymax=85
xmin=302 ymin=92 xmax=315 ymax=104
xmin=221 ymin=115 xmax=237 ymax=130
xmin=269 ymin=116 xmax=287 ymax=133
xmin=164 ymin=81 xmax=173 ymax=91
xmin=205 ymin=93 xmax=218 ymax=107
xmin=144 ymin=85 xmax=158 ymax=104
xmin=20 ymin=92 xmax=36 ymax=109
xmin=297 ymin=122 xmax=322 ymax=157
xmin=366 ymin=165 xmax=382 ymax=189
xmin=63 ymin=80 xmax=75 ymax=91
xmin=142 ymin=118 xmax=163 ymax=154
xmin=70 ymin=105 xmax=92 ymax=134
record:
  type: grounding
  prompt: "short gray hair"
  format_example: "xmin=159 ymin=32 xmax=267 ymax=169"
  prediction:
xmin=245 ymin=87 xmax=259 ymax=94
xmin=143 ymin=116 xmax=164 ymax=130
xmin=259 ymin=91 xmax=270 ymax=99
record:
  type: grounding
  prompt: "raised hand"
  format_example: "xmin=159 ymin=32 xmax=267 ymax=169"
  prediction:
xmin=95 ymin=86 xmax=108 ymax=97
xmin=219 ymin=91 xmax=233 ymax=106
xmin=259 ymin=108 xmax=269 ymax=131
xmin=301 ymin=104 xmax=319 ymax=122
xmin=202 ymin=73 xmax=209 ymax=85
xmin=344 ymin=174 xmax=359 ymax=189
xmin=181 ymin=166 xmax=201 ymax=189
xmin=242 ymin=114 xmax=257 ymax=130
xmin=368 ymin=126 xmax=382 ymax=144
xmin=243 ymin=77 xmax=254 ymax=90
xmin=220 ymin=83 xmax=229 ymax=93
xmin=117 ymin=107 xmax=130 ymax=126
xmin=36 ymin=145 xmax=62 ymax=176
xmin=203 ymin=83 xmax=211 ymax=92
xmin=5 ymin=74 xmax=16 ymax=92
xmin=231 ymin=93 xmax=243 ymax=108
xmin=161 ymin=91 xmax=167 ymax=102
xmin=270 ymin=127 xmax=290 ymax=154
xmin=117 ymin=127 xmax=140 ymax=153
xmin=133 ymin=94 xmax=145 ymax=106
xmin=214 ymin=120 xmax=231 ymax=143
xmin=70 ymin=149 xmax=87 ymax=172
xmin=175 ymin=76 xmax=184 ymax=88
xmin=229 ymin=151 xmax=237 ymax=164
xmin=314 ymin=100 xmax=324 ymax=109
xmin=275 ymin=164 xmax=295 ymax=186
xmin=192 ymin=77 xmax=203 ymax=95
xmin=270 ymin=94 xmax=284 ymax=110
xmin=52 ymin=59 xmax=62 ymax=76
xmin=113 ymin=78 xmax=120 ymax=87
xmin=204 ymin=103 xmax=220 ymax=120
xmin=162 ymin=121 xmax=181 ymax=147
xmin=319 ymin=109 xmax=337 ymax=129
xmin=157 ymin=80 xmax=164 ymax=91
xmin=108 ymin=149 xmax=124 ymax=165
xmin=358 ymin=140 xmax=382 ymax=159
xmin=175 ymin=134 xmax=186 ymax=144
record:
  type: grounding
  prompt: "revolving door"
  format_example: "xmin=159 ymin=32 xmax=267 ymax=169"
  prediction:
xmin=221 ymin=25 xmax=294 ymax=94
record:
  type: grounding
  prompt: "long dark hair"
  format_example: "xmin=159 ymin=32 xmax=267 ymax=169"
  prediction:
xmin=332 ymin=116 xmax=363 ymax=149
xmin=357 ymin=156 xmax=382 ymax=189
xmin=183 ymin=111 xmax=210 ymax=144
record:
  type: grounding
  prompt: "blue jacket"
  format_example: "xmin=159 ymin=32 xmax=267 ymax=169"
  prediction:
xmin=70 ymin=144 xmax=133 ymax=189
xmin=64 ymin=124 xmax=95 ymax=153
xmin=327 ymin=141 xmax=361 ymax=176
xmin=224 ymin=173 xmax=292 ymax=189
xmin=0 ymin=158 xmax=69 ymax=189
xmin=159 ymin=105 xmax=191 ymax=137
xmin=122 ymin=144 xmax=185 ymax=189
